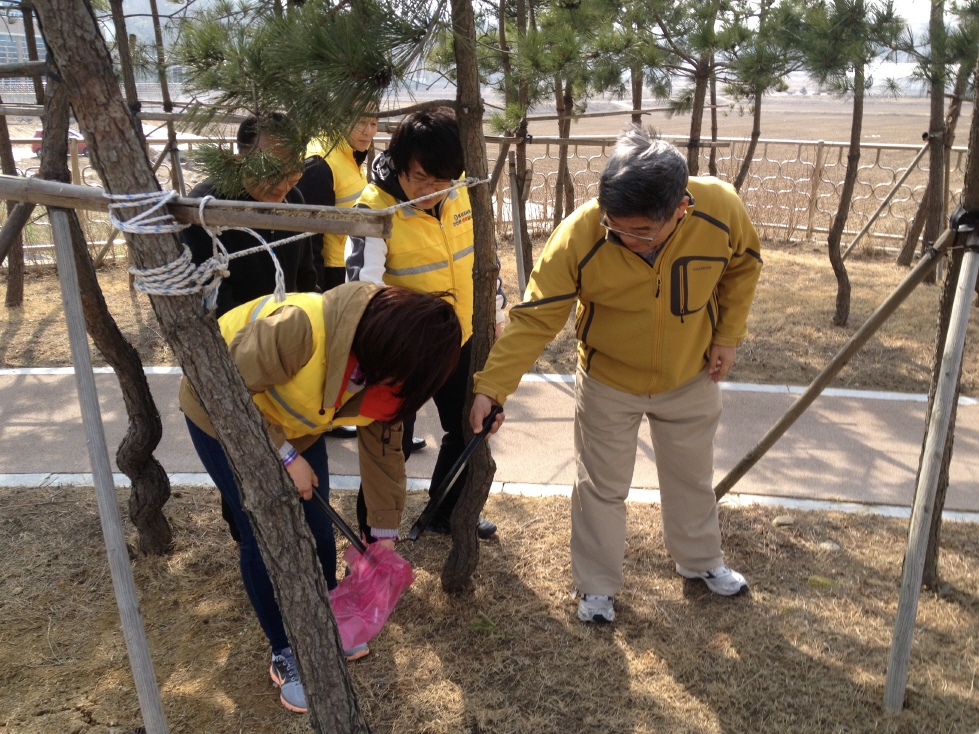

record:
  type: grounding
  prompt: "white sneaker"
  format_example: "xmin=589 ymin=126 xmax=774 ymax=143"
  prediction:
xmin=577 ymin=593 xmax=615 ymax=623
xmin=676 ymin=563 xmax=748 ymax=596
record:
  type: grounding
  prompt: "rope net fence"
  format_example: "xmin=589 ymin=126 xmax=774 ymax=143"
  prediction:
xmin=0 ymin=131 xmax=965 ymax=268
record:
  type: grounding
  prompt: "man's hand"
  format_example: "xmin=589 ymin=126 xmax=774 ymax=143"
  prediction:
xmin=707 ymin=344 xmax=737 ymax=383
xmin=286 ymin=454 xmax=318 ymax=500
xmin=470 ymin=393 xmax=505 ymax=435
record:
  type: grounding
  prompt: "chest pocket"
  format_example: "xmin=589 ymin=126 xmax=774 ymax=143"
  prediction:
xmin=670 ymin=256 xmax=728 ymax=319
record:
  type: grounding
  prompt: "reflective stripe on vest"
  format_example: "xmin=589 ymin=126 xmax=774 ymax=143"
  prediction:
xmin=218 ymin=293 xmax=372 ymax=440
xmin=357 ymin=182 xmax=475 ymax=343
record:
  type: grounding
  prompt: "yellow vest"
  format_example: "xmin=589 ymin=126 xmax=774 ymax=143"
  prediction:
xmin=306 ymin=138 xmax=367 ymax=268
xmin=357 ymin=183 xmax=475 ymax=343
xmin=218 ymin=293 xmax=374 ymax=440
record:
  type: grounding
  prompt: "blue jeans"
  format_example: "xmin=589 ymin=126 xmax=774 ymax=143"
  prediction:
xmin=186 ymin=418 xmax=337 ymax=653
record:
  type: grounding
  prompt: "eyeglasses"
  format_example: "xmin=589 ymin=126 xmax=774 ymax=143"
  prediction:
xmin=600 ymin=215 xmax=669 ymax=243
xmin=403 ymin=171 xmax=453 ymax=189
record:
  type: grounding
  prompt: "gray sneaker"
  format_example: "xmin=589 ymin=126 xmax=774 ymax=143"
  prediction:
xmin=270 ymin=647 xmax=307 ymax=713
xmin=676 ymin=563 xmax=748 ymax=596
xmin=577 ymin=593 xmax=615 ymax=623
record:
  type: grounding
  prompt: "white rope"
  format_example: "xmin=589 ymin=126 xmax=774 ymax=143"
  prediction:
xmin=115 ymin=190 xmax=311 ymax=309
xmin=381 ymin=176 xmax=490 ymax=213
xmin=119 ymin=176 xmax=490 ymax=307
xmin=107 ymin=190 xmax=187 ymax=235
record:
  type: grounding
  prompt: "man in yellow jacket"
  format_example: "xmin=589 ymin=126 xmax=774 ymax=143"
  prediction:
xmin=471 ymin=128 xmax=763 ymax=623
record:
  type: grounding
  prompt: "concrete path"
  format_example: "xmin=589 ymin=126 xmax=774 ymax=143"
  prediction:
xmin=2 ymin=369 xmax=978 ymax=513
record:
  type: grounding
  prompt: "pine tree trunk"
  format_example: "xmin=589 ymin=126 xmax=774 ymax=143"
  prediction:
xmin=40 ymin=75 xmax=174 ymax=556
xmin=515 ymin=0 xmax=532 ymax=271
xmin=108 ymin=0 xmax=140 ymax=115
xmin=687 ymin=61 xmax=709 ymax=176
xmin=733 ymin=88 xmax=763 ymax=192
xmin=921 ymin=0 xmax=947 ymax=286
xmin=826 ymin=63 xmax=863 ymax=327
xmin=562 ymin=81 xmax=574 ymax=217
xmin=553 ymin=75 xmax=567 ymax=226
xmin=498 ymin=0 xmax=513 ymax=100
xmin=0 ymin=93 xmax=23 ymax=307
xmin=897 ymin=187 xmax=929 ymax=267
xmin=708 ymin=70 xmax=718 ymax=177
xmin=631 ymin=64 xmax=643 ymax=125
xmin=444 ymin=0 xmax=499 ymax=593
xmin=32 ymin=2 xmax=368 ymax=729
xmin=914 ymin=245 xmax=961 ymax=590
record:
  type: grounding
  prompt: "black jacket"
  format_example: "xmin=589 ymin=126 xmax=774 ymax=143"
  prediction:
xmin=182 ymin=180 xmax=318 ymax=316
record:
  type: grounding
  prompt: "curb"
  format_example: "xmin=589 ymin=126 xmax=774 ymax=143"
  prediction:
xmin=4 ymin=472 xmax=978 ymax=524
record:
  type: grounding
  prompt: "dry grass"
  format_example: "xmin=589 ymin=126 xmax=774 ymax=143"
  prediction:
xmin=1 ymin=485 xmax=977 ymax=734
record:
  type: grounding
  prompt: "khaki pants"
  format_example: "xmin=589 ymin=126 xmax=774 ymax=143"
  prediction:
xmin=571 ymin=367 xmax=724 ymax=596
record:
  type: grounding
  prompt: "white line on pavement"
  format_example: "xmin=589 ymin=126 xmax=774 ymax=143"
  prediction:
xmin=2 ymin=366 xmax=976 ymax=404
xmin=4 ymin=473 xmax=977 ymax=524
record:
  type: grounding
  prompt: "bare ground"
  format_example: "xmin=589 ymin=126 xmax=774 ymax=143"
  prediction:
xmin=1 ymin=486 xmax=977 ymax=734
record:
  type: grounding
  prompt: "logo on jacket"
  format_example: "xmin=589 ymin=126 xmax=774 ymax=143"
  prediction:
xmin=453 ymin=209 xmax=473 ymax=226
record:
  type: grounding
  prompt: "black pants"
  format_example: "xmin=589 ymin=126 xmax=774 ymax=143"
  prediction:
xmin=357 ymin=338 xmax=475 ymax=539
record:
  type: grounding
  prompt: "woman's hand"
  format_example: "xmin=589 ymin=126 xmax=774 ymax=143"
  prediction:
xmin=286 ymin=454 xmax=318 ymax=500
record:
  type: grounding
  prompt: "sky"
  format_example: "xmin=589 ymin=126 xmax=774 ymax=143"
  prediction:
xmin=891 ymin=0 xmax=931 ymax=31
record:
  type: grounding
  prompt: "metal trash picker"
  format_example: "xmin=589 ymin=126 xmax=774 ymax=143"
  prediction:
xmin=406 ymin=405 xmax=503 ymax=541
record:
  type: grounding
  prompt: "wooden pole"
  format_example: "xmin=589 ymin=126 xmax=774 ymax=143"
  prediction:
xmin=883 ymin=230 xmax=979 ymax=711
xmin=0 ymin=174 xmax=393 ymax=236
xmin=49 ymin=208 xmax=169 ymax=734
xmin=841 ymin=142 xmax=928 ymax=260
xmin=713 ymin=227 xmax=953 ymax=499
xmin=508 ymin=150 xmax=527 ymax=293
xmin=21 ymin=4 xmax=44 ymax=105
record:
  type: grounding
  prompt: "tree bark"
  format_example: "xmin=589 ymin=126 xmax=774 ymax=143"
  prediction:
xmin=514 ymin=0 xmax=532 ymax=269
xmin=0 ymin=92 xmax=23 ymax=307
xmin=687 ymin=60 xmax=709 ymax=176
xmin=708 ymin=70 xmax=718 ymax=177
xmin=21 ymin=4 xmax=44 ymax=105
xmin=631 ymin=64 xmax=643 ymax=126
xmin=921 ymin=0 xmax=947 ymax=286
xmin=897 ymin=186 xmax=929 ymax=267
xmin=0 ymin=201 xmax=36 ymax=269
xmin=553 ymin=75 xmax=568 ymax=227
xmin=109 ymin=0 xmax=141 ymax=116
xmin=32 ymin=2 xmax=367 ymax=730
xmin=826 ymin=63 xmax=863 ymax=327
xmin=40 ymin=75 xmax=174 ymax=556
xmin=444 ymin=0 xmax=499 ymax=593
xmin=914 ymin=47 xmax=979 ymax=591
xmin=733 ymin=87 xmax=763 ymax=192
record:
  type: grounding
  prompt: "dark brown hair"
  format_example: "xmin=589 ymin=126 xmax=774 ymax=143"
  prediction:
xmin=352 ymin=287 xmax=462 ymax=424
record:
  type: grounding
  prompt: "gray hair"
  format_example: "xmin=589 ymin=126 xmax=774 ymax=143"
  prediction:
xmin=598 ymin=126 xmax=689 ymax=222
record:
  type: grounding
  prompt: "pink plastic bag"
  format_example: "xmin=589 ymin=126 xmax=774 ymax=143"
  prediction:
xmin=329 ymin=542 xmax=415 ymax=650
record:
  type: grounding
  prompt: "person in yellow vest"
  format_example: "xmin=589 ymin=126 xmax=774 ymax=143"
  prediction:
xmin=346 ymin=107 xmax=506 ymax=541
xmin=180 ymin=282 xmax=461 ymax=713
xmin=470 ymin=128 xmax=763 ymax=624
xmin=295 ymin=113 xmax=403 ymax=445
xmin=296 ymin=114 xmax=378 ymax=291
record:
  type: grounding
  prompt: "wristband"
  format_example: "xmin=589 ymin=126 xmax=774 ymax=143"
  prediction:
xmin=372 ymin=528 xmax=398 ymax=540
xmin=282 ymin=448 xmax=299 ymax=467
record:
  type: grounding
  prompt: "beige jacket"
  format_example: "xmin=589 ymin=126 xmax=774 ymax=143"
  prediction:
xmin=180 ymin=282 xmax=408 ymax=529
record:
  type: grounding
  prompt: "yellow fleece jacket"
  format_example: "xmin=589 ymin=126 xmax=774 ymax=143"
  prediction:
xmin=474 ymin=177 xmax=762 ymax=402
